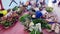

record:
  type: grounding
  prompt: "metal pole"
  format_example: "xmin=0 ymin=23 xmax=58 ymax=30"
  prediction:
xmin=0 ymin=0 xmax=4 ymax=10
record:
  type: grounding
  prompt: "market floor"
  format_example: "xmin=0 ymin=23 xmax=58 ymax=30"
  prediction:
xmin=0 ymin=21 xmax=55 ymax=34
xmin=53 ymin=5 xmax=60 ymax=22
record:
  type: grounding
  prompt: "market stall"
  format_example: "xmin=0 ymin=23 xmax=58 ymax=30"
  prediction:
xmin=0 ymin=0 xmax=60 ymax=34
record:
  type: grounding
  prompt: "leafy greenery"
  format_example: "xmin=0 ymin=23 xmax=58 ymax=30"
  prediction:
xmin=46 ymin=7 xmax=53 ymax=12
xmin=45 ymin=24 xmax=51 ymax=29
xmin=3 ymin=21 xmax=12 ymax=27
xmin=19 ymin=14 xmax=31 ymax=22
xmin=32 ymin=18 xmax=51 ymax=29
xmin=30 ymin=29 xmax=40 ymax=34
xmin=12 ymin=6 xmax=18 ymax=11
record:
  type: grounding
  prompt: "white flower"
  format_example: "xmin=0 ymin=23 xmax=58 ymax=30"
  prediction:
xmin=34 ymin=7 xmax=39 ymax=11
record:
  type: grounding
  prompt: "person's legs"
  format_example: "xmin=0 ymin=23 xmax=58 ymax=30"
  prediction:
xmin=51 ymin=23 xmax=56 ymax=30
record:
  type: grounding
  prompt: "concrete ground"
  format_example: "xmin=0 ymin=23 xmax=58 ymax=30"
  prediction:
xmin=53 ymin=3 xmax=60 ymax=22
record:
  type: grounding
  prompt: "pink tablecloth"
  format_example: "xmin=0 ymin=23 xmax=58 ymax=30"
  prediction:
xmin=0 ymin=21 xmax=55 ymax=34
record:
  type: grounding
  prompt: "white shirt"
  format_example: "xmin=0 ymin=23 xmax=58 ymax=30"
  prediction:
xmin=41 ymin=9 xmax=47 ymax=15
xmin=34 ymin=7 xmax=39 ymax=11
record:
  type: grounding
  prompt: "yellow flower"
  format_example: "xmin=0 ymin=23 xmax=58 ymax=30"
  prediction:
xmin=2 ymin=10 xmax=7 ymax=15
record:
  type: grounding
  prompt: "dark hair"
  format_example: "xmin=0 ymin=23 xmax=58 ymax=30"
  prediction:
xmin=39 ymin=7 xmax=43 ymax=11
xmin=31 ymin=9 xmax=35 ymax=12
xmin=23 ymin=5 xmax=28 ymax=7
xmin=0 ymin=14 xmax=3 ymax=17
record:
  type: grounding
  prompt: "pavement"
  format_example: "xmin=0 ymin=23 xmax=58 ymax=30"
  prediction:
xmin=53 ymin=3 xmax=60 ymax=22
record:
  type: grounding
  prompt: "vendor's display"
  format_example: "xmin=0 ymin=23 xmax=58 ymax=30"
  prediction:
xmin=19 ymin=13 xmax=51 ymax=34
xmin=19 ymin=14 xmax=31 ymax=30
xmin=0 ymin=0 xmax=59 ymax=34
xmin=0 ymin=10 xmax=19 ymax=29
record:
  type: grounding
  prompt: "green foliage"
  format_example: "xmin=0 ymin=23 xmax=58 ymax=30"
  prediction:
xmin=32 ymin=18 xmax=51 ymax=29
xmin=46 ymin=7 xmax=53 ymax=12
xmin=33 ymin=18 xmax=47 ymax=25
xmin=30 ymin=29 xmax=35 ymax=34
xmin=3 ymin=21 xmax=11 ymax=27
xmin=12 ymin=6 xmax=18 ymax=11
xmin=45 ymin=24 xmax=51 ymax=29
xmin=30 ymin=29 xmax=40 ymax=34
xmin=19 ymin=14 xmax=31 ymax=22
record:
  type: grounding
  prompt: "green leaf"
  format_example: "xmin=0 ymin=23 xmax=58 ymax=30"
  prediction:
xmin=30 ymin=30 xmax=35 ymax=34
xmin=46 ymin=24 xmax=51 ymax=29
xmin=12 ymin=6 xmax=18 ymax=11
xmin=46 ymin=7 xmax=53 ymax=12
xmin=3 ymin=21 xmax=12 ymax=27
xmin=19 ymin=14 xmax=31 ymax=22
xmin=30 ymin=29 xmax=41 ymax=34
